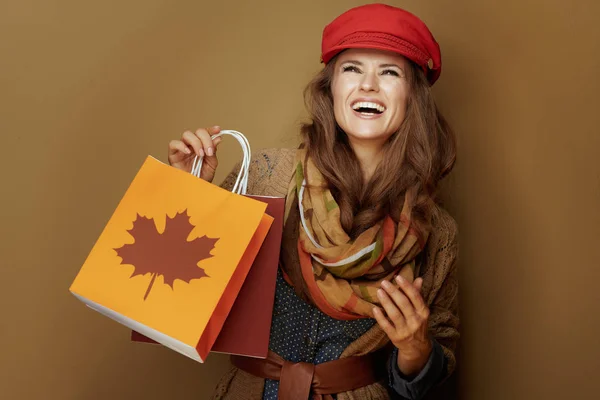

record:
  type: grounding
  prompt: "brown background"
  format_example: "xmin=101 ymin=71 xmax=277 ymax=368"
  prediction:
xmin=1 ymin=0 xmax=599 ymax=399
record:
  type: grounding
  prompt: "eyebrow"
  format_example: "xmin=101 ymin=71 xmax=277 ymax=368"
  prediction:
xmin=380 ymin=63 xmax=402 ymax=69
xmin=342 ymin=60 xmax=403 ymax=69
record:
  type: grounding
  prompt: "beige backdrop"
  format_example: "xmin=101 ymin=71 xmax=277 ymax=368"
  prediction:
xmin=1 ymin=0 xmax=599 ymax=399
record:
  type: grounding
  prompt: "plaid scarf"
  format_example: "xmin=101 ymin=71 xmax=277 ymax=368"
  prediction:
xmin=280 ymin=148 xmax=429 ymax=320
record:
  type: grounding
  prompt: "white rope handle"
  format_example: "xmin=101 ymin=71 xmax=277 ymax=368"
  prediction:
xmin=190 ymin=129 xmax=251 ymax=195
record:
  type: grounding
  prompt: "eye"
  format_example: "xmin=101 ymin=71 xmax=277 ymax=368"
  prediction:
xmin=381 ymin=69 xmax=400 ymax=77
xmin=342 ymin=65 xmax=361 ymax=73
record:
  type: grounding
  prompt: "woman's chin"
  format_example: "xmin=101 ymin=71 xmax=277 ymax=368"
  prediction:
xmin=344 ymin=130 xmax=393 ymax=144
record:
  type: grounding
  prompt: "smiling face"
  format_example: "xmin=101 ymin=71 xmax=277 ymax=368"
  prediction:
xmin=331 ymin=48 xmax=411 ymax=149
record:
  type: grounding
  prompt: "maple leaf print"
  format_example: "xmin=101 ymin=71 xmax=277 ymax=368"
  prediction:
xmin=114 ymin=210 xmax=218 ymax=300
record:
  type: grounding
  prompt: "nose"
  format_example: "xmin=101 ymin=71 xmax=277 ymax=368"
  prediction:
xmin=360 ymin=70 xmax=379 ymax=92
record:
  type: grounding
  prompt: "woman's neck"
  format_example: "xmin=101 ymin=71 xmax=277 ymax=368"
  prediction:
xmin=349 ymin=139 xmax=385 ymax=182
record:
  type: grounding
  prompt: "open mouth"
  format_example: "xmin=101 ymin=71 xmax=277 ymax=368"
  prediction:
xmin=351 ymin=101 xmax=386 ymax=115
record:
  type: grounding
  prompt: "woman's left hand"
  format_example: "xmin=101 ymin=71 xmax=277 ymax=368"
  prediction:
xmin=373 ymin=275 xmax=433 ymax=376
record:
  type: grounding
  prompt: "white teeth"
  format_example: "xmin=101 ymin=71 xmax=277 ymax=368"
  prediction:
xmin=352 ymin=101 xmax=386 ymax=113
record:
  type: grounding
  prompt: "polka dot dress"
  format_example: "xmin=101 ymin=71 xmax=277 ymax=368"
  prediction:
xmin=262 ymin=269 xmax=375 ymax=400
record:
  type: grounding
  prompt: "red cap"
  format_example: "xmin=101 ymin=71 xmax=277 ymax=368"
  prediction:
xmin=321 ymin=3 xmax=442 ymax=84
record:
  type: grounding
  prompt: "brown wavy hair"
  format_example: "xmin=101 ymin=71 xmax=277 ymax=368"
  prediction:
xmin=300 ymin=55 xmax=456 ymax=239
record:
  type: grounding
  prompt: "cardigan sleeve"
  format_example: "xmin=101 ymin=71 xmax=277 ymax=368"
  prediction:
xmin=420 ymin=208 xmax=461 ymax=382
xmin=386 ymin=209 xmax=460 ymax=399
xmin=218 ymin=148 xmax=295 ymax=196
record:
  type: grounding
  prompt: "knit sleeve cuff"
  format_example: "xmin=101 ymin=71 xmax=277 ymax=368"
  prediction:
xmin=387 ymin=339 xmax=447 ymax=400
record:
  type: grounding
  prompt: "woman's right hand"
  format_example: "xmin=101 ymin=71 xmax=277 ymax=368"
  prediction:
xmin=168 ymin=126 xmax=223 ymax=182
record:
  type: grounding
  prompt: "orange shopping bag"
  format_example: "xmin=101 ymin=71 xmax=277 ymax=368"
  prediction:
xmin=132 ymin=194 xmax=285 ymax=359
xmin=69 ymin=130 xmax=273 ymax=363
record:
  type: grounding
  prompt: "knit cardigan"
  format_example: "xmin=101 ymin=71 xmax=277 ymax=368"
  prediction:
xmin=211 ymin=148 xmax=460 ymax=400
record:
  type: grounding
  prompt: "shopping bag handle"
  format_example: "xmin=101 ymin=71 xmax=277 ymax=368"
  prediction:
xmin=190 ymin=129 xmax=251 ymax=195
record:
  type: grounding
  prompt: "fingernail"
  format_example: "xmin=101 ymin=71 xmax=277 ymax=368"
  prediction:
xmin=377 ymin=289 xmax=384 ymax=298
xmin=184 ymin=147 xmax=191 ymax=154
xmin=198 ymin=148 xmax=204 ymax=157
xmin=213 ymin=125 xmax=220 ymax=130
xmin=207 ymin=147 xmax=214 ymax=157
xmin=396 ymin=275 xmax=405 ymax=284
xmin=381 ymin=280 xmax=391 ymax=289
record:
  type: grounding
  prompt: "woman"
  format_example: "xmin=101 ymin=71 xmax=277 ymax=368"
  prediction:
xmin=168 ymin=4 xmax=459 ymax=400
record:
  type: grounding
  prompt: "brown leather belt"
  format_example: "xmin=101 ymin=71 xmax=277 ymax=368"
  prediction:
xmin=231 ymin=349 xmax=389 ymax=400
